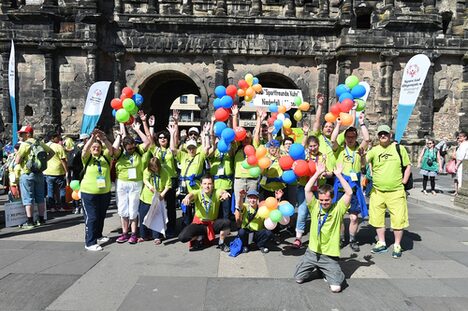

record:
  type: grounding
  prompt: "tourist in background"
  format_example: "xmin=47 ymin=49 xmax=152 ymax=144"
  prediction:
xmin=417 ymin=138 xmax=442 ymax=195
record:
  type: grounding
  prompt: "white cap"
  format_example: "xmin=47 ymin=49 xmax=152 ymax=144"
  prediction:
xmin=79 ymin=133 xmax=90 ymax=140
xmin=188 ymin=127 xmax=199 ymax=135
xmin=186 ymin=139 xmax=198 ymax=148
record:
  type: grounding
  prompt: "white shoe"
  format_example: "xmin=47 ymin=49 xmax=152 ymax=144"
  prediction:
xmin=85 ymin=244 xmax=103 ymax=251
xmin=97 ymin=236 xmax=110 ymax=243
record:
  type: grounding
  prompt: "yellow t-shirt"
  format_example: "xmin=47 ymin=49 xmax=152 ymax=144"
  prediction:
xmin=240 ymin=203 xmax=264 ymax=231
xmin=115 ymin=145 xmax=149 ymax=182
xmin=193 ymin=189 xmax=221 ymax=221
xmin=139 ymin=167 xmax=172 ymax=205
xmin=176 ymin=150 xmax=206 ymax=192
xmin=260 ymin=154 xmax=285 ymax=191
xmin=150 ymin=145 xmax=177 ymax=178
xmin=43 ymin=142 xmax=67 ymax=176
xmin=80 ymin=150 xmax=112 ymax=194
xmin=17 ymin=138 xmax=53 ymax=175
xmin=335 ymin=144 xmax=361 ymax=175
xmin=209 ymin=149 xmax=234 ymax=190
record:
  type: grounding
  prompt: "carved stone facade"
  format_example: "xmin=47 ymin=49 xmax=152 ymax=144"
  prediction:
xmin=0 ymin=0 xmax=467 ymax=150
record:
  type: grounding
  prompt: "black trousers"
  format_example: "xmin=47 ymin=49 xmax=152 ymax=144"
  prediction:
xmin=238 ymin=228 xmax=273 ymax=248
xmin=178 ymin=219 xmax=231 ymax=243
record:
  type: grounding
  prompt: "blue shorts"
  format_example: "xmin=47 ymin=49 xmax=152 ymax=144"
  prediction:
xmin=19 ymin=173 xmax=45 ymax=205
xmin=336 ymin=191 xmax=360 ymax=214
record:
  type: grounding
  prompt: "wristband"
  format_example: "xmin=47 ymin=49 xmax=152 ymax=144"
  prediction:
xmin=360 ymin=123 xmax=365 ymax=127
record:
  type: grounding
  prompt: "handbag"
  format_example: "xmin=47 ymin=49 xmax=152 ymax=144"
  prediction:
xmin=446 ymin=159 xmax=457 ymax=174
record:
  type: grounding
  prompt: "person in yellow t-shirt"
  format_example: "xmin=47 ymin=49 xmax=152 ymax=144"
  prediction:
xmin=294 ymin=162 xmax=352 ymax=293
xmin=366 ymin=125 xmax=411 ymax=259
xmin=44 ymin=132 xmax=69 ymax=212
xmin=258 ymin=139 xmax=286 ymax=201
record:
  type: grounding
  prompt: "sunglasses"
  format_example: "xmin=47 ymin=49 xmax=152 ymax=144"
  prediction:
xmin=158 ymin=136 xmax=167 ymax=139
xmin=378 ymin=132 xmax=389 ymax=137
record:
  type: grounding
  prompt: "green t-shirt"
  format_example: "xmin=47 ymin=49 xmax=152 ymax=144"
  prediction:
xmin=240 ymin=203 xmax=264 ymax=231
xmin=234 ymin=147 xmax=252 ymax=179
xmin=150 ymin=145 xmax=177 ymax=178
xmin=43 ymin=142 xmax=67 ymax=176
xmin=63 ymin=137 xmax=75 ymax=153
xmin=176 ymin=150 xmax=206 ymax=192
xmin=366 ymin=143 xmax=411 ymax=191
xmin=311 ymin=130 xmax=344 ymax=172
xmin=307 ymin=195 xmax=349 ymax=257
xmin=140 ymin=167 xmax=172 ymax=205
xmin=193 ymin=189 xmax=221 ymax=221
xmin=80 ymin=150 xmax=112 ymax=194
xmin=335 ymin=144 xmax=362 ymax=176
xmin=209 ymin=150 xmax=233 ymax=190
xmin=17 ymin=138 xmax=53 ymax=175
xmin=421 ymin=147 xmax=438 ymax=172
xmin=260 ymin=154 xmax=285 ymax=191
xmin=115 ymin=144 xmax=149 ymax=182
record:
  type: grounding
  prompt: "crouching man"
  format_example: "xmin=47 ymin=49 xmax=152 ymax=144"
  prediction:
xmin=294 ymin=162 xmax=352 ymax=293
xmin=235 ymin=189 xmax=273 ymax=254
xmin=178 ymin=175 xmax=232 ymax=252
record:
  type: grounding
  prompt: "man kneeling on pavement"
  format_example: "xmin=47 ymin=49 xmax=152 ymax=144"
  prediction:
xmin=178 ymin=174 xmax=232 ymax=252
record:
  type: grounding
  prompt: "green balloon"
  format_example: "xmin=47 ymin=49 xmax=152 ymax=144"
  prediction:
xmin=70 ymin=180 xmax=80 ymax=191
xmin=115 ymin=109 xmax=130 ymax=123
xmin=248 ymin=166 xmax=261 ymax=178
xmin=269 ymin=209 xmax=282 ymax=223
xmin=130 ymin=105 xmax=139 ymax=116
xmin=123 ymin=98 xmax=136 ymax=112
xmin=242 ymin=160 xmax=252 ymax=170
xmin=294 ymin=96 xmax=302 ymax=107
xmin=355 ymin=99 xmax=366 ymax=112
xmin=345 ymin=75 xmax=360 ymax=89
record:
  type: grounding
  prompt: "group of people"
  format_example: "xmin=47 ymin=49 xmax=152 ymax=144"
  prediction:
xmin=3 ymin=94 xmax=467 ymax=293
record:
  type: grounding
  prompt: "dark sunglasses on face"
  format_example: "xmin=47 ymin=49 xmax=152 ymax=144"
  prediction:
xmin=159 ymin=136 xmax=167 ymax=139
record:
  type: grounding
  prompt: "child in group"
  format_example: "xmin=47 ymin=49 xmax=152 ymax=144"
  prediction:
xmin=294 ymin=162 xmax=352 ymax=293
xmin=138 ymin=157 xmax=172 ymax=244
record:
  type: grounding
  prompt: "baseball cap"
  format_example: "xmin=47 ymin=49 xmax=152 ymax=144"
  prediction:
xmin=246 ymin=190 xmax=259 ymax=197
xmin=79 ymin=133 xmax=90 ymax=140
xmin=188 ymin=127 xmax=199 ymax=135
xmin=18 ymin=125 xmax=33 ymax=133
xmin=377 ymin=125 xmax=391 ymax=134
xmin=186 ymin=139 xmax=198 ymax=148
xmin=266 ymin=139 xmax=280 ymax=148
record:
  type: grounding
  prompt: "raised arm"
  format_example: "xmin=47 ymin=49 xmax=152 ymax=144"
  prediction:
xmin=358 ymin=113 xmax=370 ymax=151
xmin=132 ymin=121 xmax=151 ymax=151
xmin=334 ymin=164 xmax=352 ymax=206
xmin=172 ymin=109 xmax=180 ymax=147
xmin=81 ymin=132 xmax=97 ymax=159
xmin=305 ymin=161 xmax=326 ymax=203
xmin=312 ymin=93 xmax=324 ymax=133
xmin=167 ymin=123 xmax=178 ymax=154
xmin=148 ymin=115 xmax=155 ymax=137
xmin=330 ymin=118 xmax=341 ymax=151
xmin=95 ymin=129 xmax=114 ymax=157
xmin=253 ymin=110 xmax=266 ymax=146
xmin=301 ymin=122 xmax=310 ymax=147
xmin=138 ymin=111 xmax=154 ymax=146
xmin=231 ymin=104 xmax=239 ymax=130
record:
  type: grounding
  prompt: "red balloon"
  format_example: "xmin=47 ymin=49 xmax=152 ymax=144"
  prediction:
xmin=122 ymin=87 xmax=134 ymax=98
xmin=234 ymin=127 xmax=247 ymax=141
xmin=238 ymin=79 xmax=249 ymax=90
xmin=279 ymin=156 xmax=294 ymax=171
xmin=120 ymin=93 xmax=129 ymax=101
xmin=214 ymin=108 xmax=230 ymax=122
xmin=111 ymin=98 xmax=123 ymax=110
xmin=124 ymin=115 xmax=134 ymax=126
xmin=308 ymin=160 xmax=317 ymax=176
xmin=247 ymin=155 xmax=258 ymax=166
xmin=244 ymin=145 xmax=255 ymax=156
xmin=226 ymin=85 xmax=238 ymax=98
xmin=330 ymin=104 xmax=342 ymax=116
xmin=267 ymin=117 xmax=276 ymax=126
xmin=341 ymin=98 xmax=354 ymax=112
xmin=270 ymin=112 xmax=278 ymax=118
xmin=293 ymin=160 xmax=310 ymax=177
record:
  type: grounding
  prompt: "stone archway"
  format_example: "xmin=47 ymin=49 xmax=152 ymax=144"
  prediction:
xmin=255 ymin=72 xmax=298 ymax=89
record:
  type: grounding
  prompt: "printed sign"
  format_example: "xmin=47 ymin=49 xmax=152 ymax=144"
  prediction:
xmin=4 ymin=202 xmax=47 ymax=227
xmin=250 ymin=88 xmax=303 ymax=108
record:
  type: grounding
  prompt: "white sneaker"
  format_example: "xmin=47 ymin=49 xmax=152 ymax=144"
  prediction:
xmin=97 ymin=236 xmax=110 ymax=243
xmin=85 ymin=244 xmax=103 ymax=251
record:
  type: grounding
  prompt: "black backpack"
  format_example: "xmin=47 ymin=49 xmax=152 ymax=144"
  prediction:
xmin=70 ymin=145 xmax=84 ymax=179
xmin=395 ymin=144 xmax=413 ymax=190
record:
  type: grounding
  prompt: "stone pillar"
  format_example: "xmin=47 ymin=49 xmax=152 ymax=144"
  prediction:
xmin=1 ymin=0 xmax=13 ymax=12
xmin=423 ymin=0 xmax=436 ymax=14
xmin=113 ymin=52 xmax=123 ymax=98
xmin=337 ymin=57 xmax=352 ymax=85
xmin=148 ymin=0 xmax=157 ymax=13
xmin=415 ymin=54 xmax=438 ymax=138
xmin=250 ymin=0 xmax=262 ymax=16
xmin=85 ymin=48 xmax=97 ymax=87
xmin=318 ymin=0 xmax=329 ymax=17
xmin=114 ymin=0 xmax=122 ymax=14
xmin=43 ymin=51 xmax=60 ymax=132
xmin=206 ymin=57 xmax=226 ymax=121
xmin=340 ymin=0 xmax=353 ymax=20
xmin=377 ymin=51 xmax=397 ymax=126
xmin=460 ymin=54 xmax=468 ymax=132
xmin=215 ymin=0 xmax=226 ymax=16
xmin=454 ymin=160 xmax=468 ymax=209
xmin=316 ymin=55 xmax=332 ymax=113
xmin=284 ymin=0 xmax=295 ymax=17
xmin=181 ymin=0 xmax=193 ymax=15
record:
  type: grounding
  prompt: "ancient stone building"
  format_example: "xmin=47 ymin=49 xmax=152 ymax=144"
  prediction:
xmin=0 ymin=0 xmax=467 ymax=159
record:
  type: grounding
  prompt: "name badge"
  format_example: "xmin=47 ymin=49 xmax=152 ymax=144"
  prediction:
xmin=217 ymin=164 xmax=225 ymax=176
xmin=97 ymin=176 xmax=106 ymax=188
xmin=350 ymin=172 xmax=358 ymax=182
xmin=9 ymin=173 xmax=16 ymax=183
xmin=248 ymin=232 xmax=254 ymax=245
xmin=128 ymin=168 xmax=137 ymax=180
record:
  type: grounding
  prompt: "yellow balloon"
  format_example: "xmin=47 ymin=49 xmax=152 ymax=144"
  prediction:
xmin=294 ymin=109 xmax=303 ymax=121
xmin=258 ymin=206 xmax=270 ymax=218
xmin=245 ymin=73 xmax=254 ymax=86
xmin=283 ymin=118 xmax=292 ymax=129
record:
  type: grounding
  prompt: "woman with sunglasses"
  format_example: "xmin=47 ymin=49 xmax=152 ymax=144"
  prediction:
xmin=417 ymin=138 xmax=442 ymax=195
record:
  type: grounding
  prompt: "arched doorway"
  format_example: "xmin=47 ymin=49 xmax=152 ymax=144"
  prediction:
xmin=256 ymin=72 xmax=298 ymax=89
xmin=138 ymin=71 xmax=202 ymax=132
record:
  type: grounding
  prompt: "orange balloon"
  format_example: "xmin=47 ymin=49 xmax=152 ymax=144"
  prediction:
xmin=258 ymin=157 xmax=272 ymax=169
xmin=256 ymin=146 xmax=268 ymax=159
xmin=265 ymin=197 xmax=278 ymax=210
xmin=246 ymin=87 xmax=255 ymax=98
xmin=284 ymin=127 xmax=293 ymax=135
xmin=324 ymin=112 xmax=337 ymax=123
xmin=65 ymin=186 xmax=73 ymax=203
xmin=237 ymin=89 xmax=246 ymax=97
xmin=278 ymin=106 xmax=287 ymax=114
xmin=299 ymin=102 xmax=310 ymax=112
xmin=339 ymin=112 xmax=353 ymax=126
xmin=252 ymin=84 xmax=262 ymax=93
xmin=72 ymin=191 xmax=80 ymax=201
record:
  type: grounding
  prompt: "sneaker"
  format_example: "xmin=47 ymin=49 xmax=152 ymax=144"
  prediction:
xmin=189 ymin=240 xmax=203 ymax=252
xmin=292 ymin=239 xmax=302 ymax=249
xmin=349 ymin=241 xmax=360 ymax=252
xmin=20 ymin=222 xmax=35 ymax=230
xmin=217 ymin=243 xmax=230 ymax=253
xmin=422 ymin=190 xmax=428 ymax=195
xmin=36 ymin=219 xmax=46 ymax=226
xmin=260 ymin=247 xmax=269 ymax=254
xmin=154 ymin=238 xmax=162 ymax=245
xmin=73 ymin=208 xmax=80 ymax=214
xmin=340 ymin=239 xmax=346 ymax=249
xmin=85 ymin=244 xmax=103 ymax=251
xmin=97 ymin=236 xmax=110 ymax=243
xmin=116 ymin=233 xmax=129 ymax=243
xmin=392 ymin=245 xmax=402 ymax=259
xmin=295 ymin=278 xmax=305 ymax=284
xmin=128 ymin=235 xmax=138 ymax=244
xmin=242 ymin=246 xmax=249 ymax=253
xmin=371 ymin=241 xmax=388 ymax=254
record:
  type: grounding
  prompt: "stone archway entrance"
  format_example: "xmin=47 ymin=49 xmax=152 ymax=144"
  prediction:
xmin=256 ymin=72 xmax=298 ymax=89
xmin=138 ymin=71 xmax=202 ymax=132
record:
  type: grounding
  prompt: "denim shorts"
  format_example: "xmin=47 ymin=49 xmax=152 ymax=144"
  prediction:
xmin=19 ymin=173 xmax=45 ymax=205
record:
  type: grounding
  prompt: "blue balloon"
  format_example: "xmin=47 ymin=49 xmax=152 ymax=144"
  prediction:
xmin=279 ymin=202 xmax=295 ymax=217
xmin=253 ymin=77 xmax=259 ymax=85
xmin=282 ymin=170 xmax=297 ymax=184
xmin=132 ymin=94 xmax=144 ymax=106
xmin=289 ymin=143 xmax=305 ymax=160
xmin=215 ymin=85 xmax=226 ymax=98
xmin=335 ymin=84 xmax=350 ymax=98
xmin=217 ymin=139 xmax=230 ymax=153
xmin=339 ymin=92 xmax=354 ymax=102
xmin=112 ymin=109 xmax=116 ymax=117
xmin=220 ymin=95 xmax=233 ymax=109
xmin=214 ymin=122 xmax=227 ymax=137
xmin=213 ymin=98 xmax=222 ymax=109
xmin=269 ymin=104 xmax=278 ymax=113
xmin=284 ymin=113 xmax=290 ymax=119
xmin=274 ymin=119 xmax=283 ymax=130
xmin=350 ymin=85 xmax=366 ymax=98
xmin=221 ymin=127 xmax=235 ymax=143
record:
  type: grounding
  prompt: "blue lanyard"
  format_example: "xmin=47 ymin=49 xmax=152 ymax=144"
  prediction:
xmin=322 ymin=135 xmax=333 ymax=150
xmin=153 ymin=174 xmax=160 ymax=190
xmin=125 ymin=152 xmax=134 ymax=166
xmin=201 ymin=192 xmax=213 ymax=215
xmin=94 ymin=158 xmax=103 ymax=175
xmin=159 ymin=148 xmax=167 ymax=161
xmin=344 ymin=146 xmax=356 ymax=166
xmin=317 ymin=205 xmax=329 ymax=237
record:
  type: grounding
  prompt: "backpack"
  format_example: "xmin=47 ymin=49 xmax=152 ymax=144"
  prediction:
xmin=25 ymin=140 xmax=48 ymax=173
xmin=70 ymin=145 xmax=84 ymax=179
xmin=395 ymin=144 xmax=413 ymax=190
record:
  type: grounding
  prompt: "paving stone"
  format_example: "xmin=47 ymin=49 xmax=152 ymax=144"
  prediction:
xmin=0 ymin=249 xmax=34 ymax=270
xmin=218 ymin=251 xmax=270 ymax=278
xmin=439 ymin=278 xmax=468 ymax=297
xmin=0 ymin=240 xmax=35 ymax=249
xmin=412 ymin=230 xmax=467 ymax=252
xmin=427 ymin=226 xmax=468 ymax=242
xmin=442 ymin=252 xmax=468 ymax=267
xmin=410 ymin=297 xmax=468 ymax=311
xmin=388 ymin=278 xmax=463 ymax=297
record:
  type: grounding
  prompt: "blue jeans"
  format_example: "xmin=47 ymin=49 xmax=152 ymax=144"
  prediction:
xmin=238 ymin=228 xmax=273 ymax=248
xmin=81 ymin=192 xmax=111 ymax=247
xmin=138 ymin=201 xmax=163 ymax=239
xmin=295 ymin=185 xmax=308 ymax=234
xmin=20 ymin=172 xmax=45 ymax=205
xmin=45 ymin=175 xmax=66 ymax=208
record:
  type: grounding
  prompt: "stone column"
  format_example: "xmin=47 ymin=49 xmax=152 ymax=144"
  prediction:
xmin=318 ymin=0 xmax=329 ymax=17
xmin=148 ymin=0 xmax=157 ymax=13
xmin=85 ymin=48 xmax=97 ymax=87
xmin=206 ymin=57 xmax=226 ymax=121
xmin=250 ymin=0 xmax=262 ymax=16
xmin=215 ymin=0 xmax=226 ymax=16
xmin=114 ymin=0 xmax=122 ymax=14
xmin=340 ymin=0 xmax=353 ymax=20
xmin=377 ymin=51 xmax=398 ymax=126
xmin=415 ymin=54 xmax=438 ymax=138
xmin=423 ymin=0 xmax=436 ymax=14
xmin=43 ymin=51 xmax=60 ymax=132
xmin=284 ymin=0 xmax=295 ymax=17
xmin=337 ymin=57 xmax=352 ymax=86
xmin=113 ymin=52 xmax=124 ymax=98
xmin=459 ymin=53 xmax=468 ymax=131
xmin=316 ymin=55 xmax=332 ymax=113
xmin=181 ymin=0 xmax=193 ymax=15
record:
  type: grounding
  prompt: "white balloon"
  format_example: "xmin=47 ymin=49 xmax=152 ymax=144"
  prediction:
xmin=284 ymin=102 xmax=292 ymax=111
xmin=264 ymin=218 xmax=278 ymax=230
xmin=277 ymin=113 xmax=285 ymax=121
